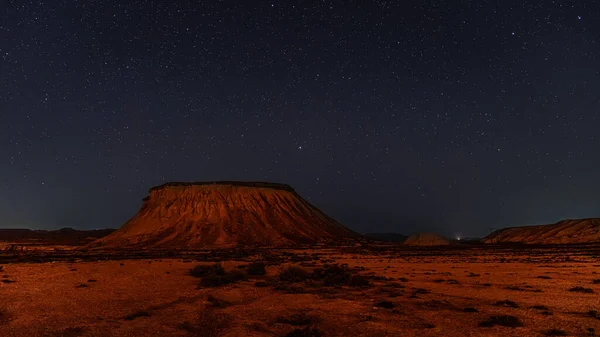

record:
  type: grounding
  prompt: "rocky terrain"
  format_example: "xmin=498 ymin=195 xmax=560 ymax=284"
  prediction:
xmin=484 ymin=218 xmax=600 ymax=244
xmin=89 ymin=181 xmax=360 ymax=249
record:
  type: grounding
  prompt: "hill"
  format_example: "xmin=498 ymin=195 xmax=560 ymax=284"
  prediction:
xmin=88 ymin=181 xmax=360 ymax=249
xmin=0 ymin=228 xmax=114 ymax=245
xmin=364 ymin=233 xmax=407 ymax=242
xmin=403 ymin=233 xmax=450 ymax=246
xmin=483 ymin=218 xmax=600 ymax=244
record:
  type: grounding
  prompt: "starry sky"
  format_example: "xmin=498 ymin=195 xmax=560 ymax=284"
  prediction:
xmin=1 ymin=1 xmax=599 ymax=237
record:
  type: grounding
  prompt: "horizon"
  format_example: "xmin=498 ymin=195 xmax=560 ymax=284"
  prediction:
xmin=2 ymin=1 xmax=599 ymax=238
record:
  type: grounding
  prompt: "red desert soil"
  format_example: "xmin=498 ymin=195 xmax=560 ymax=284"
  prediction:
xmin=403 ymin=233 xmax=450 ymax=246
xmin=89 ymin=182 xmax=359 ymax=249
xmin=0 ymin=246 xmax=599 ymax=337
xmin=484 ymin=218 xmax=600 ymax=244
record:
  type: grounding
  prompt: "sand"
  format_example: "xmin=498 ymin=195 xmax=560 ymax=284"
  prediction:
xmin=1 ymin=244 xmax=599 ymax=336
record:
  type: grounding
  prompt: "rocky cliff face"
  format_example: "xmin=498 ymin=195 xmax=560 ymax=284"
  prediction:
xmin=483 ymin=218 xmax=600 ymax=244
xmin=89 ymin=181 xmax=359 ymax=249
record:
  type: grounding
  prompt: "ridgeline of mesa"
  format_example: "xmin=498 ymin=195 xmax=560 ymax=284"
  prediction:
xmin=1 ymin=181 xmax=599 ymax=248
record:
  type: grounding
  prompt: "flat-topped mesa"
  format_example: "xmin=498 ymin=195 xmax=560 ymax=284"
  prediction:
xmin=89 ymin=181 xmax=360 ymax=249
xmin=483 ymin=218 xmax=600 ymax=244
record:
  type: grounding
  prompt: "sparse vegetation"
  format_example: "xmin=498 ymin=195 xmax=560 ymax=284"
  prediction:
xmin=190 ymin=264 xmax=225 ymax=278
xmin=246 ymin=262 xmax=267 ymax=276
xmin=569 ymin=286 xmax=594 ymax=293
xmin=178 ymin=309 xmax=231 ymax=337
xmin=206 ymin=295 xmax=231 ymax=308
xmin=544 ymin=329 xmax=568 ymax=336
xmin=537 ymin=275 xmax=552 ymax=279
xmin=284 ymin=327 xmax=322 ymax=337
xmin=531 ymin=305 xmax=550 ymax=311
xmin=279 ymin=266 xmax=311 ymax=283
xmin=276 ymin=312 xmax=313 ymax=326
xmin=75 ymin=283 xmax=88 ymax=288
xmin=592 ymin=279 xmax=600 ymax=284
xmin=495 ymin=300 xmax=519 ymax=308
xmin=479 ymin=315 xmax=524 ymax=328
xmin=463 ymin=307 xmax=478 ymax=313
xmin=124 ymin=311 xmax=151 ymax=320
xmin=374 ymin=300 xmax=394 ymax=309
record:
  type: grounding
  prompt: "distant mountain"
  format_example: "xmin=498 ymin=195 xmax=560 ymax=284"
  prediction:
xmin=364 ymin=233 xmax=407 ymax=242
xmin=483 ymin=218 xmax=600 ymax=244
xmin=403 ymin=232 xmax=450 ymax=246
xmin=0 ymin=228 xmax=115 ymax=245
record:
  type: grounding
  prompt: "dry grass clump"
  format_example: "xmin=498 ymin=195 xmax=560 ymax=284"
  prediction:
xmin=178 ymin=308 xmax=231 ymax=337
xmin=246 ymin=262 xmax=267 ymax=276
xmin=569 ymin=286 xmax=593 ymax=293
xmin=190 ymin=264 xmax=225 ymax=278
xmin=124 ymin=311 xmax=151 ymax=320
xmin=479 ymin=315 xmax=524 ymax=328
xmin=495 ymin=300 xmax=519 ymax=308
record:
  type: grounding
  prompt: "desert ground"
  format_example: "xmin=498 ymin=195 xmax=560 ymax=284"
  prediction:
xmin=1 ymin=244 xmax=599 ymax=337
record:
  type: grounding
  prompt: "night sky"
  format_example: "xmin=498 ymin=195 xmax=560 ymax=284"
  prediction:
xmin=1 ymin=1 xmax=599 ymax=237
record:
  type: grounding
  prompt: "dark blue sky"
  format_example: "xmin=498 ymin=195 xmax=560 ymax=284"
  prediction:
xmin=1 ymin=1 xmax=598 ymax=237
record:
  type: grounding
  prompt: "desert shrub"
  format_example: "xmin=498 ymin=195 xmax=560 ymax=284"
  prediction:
xmin=254 ymin=281 xmax=269 ymax=287
xmin=58 ymin=327 xmax=85 ymax=337
xmin=348 ymin=275 xmax=370 ymax=287
xmin=537 ymin=276 xmax=552 ymax=279
xmin=569 ymin=286 xmax=594 ymax=293
xmin=75 ymin=283 xmax=88 ymax=288
xmin=1 ymin=280 xmax=16 ymax=284
xmin=246 ymin=262 xmax=267 ymax=276
xmin=225 ymin=269 xmax=247 ymax=282
xmin=463 ymin=307 xmax=478 ymax=313
xmin=495 ymin=300 xmax=519 ymax=308
xmin=124 ymin=311 xmax=151 ymax=320
xmin=206 ymin=295 xmax=230 ymax=308
xmin=198 ymin=269 xmax=247 ymax=287
xmin=284 ymin=327 xmax=322 ymax=337
xmin=588 ymin=310 xmax=598 ymax=318
xmin=397 ymin=277 xmax=409 ymax=282
xmin=544 ymin=329 xmax=568 ymax=336
xmin=279 ymin=266 xmax=311 ymax=283
xmin=374 ymin=300 xmax=394 ymax=309
xmin=178 ymin=308 xmax=231 ymax=337
xmin=479 ymin=315 xmax=523 ymax=328
xmin=190 ymin=264 xmax=225 ymax=278
xmin=592 ymin=279 xmax=600 ymax=284
xmin=531 ymin=305 xmax=549 ymax=311
xmin=276 ymin=312 xmax=312 ymax=326
xmin=87 ymin=279 xmax=97 ymax=283
xmin=0 ymin=308 xmax=10 ymax=324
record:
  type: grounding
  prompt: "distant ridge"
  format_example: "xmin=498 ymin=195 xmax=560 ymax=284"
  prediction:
xmin=403 ymin=232 xmax=450 ymax=246
xmin=483 ymin=218 xmax=600 ymax=244
xmin=364 ymin=233 xmax=407 ymax=242
xmin=0 ymin=228 xmax=114 ymax=245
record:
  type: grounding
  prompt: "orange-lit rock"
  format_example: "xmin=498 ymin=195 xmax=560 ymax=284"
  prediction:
xmin=89 ymin=181 xmax=359 ymax=249
xmin=484 ymin=218 xmax=600 ymax=244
